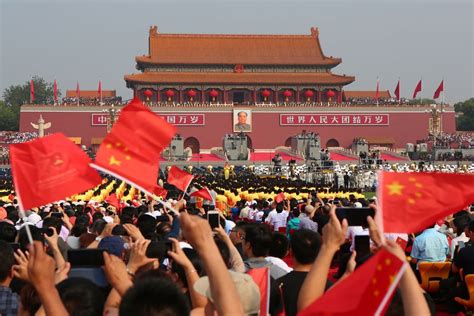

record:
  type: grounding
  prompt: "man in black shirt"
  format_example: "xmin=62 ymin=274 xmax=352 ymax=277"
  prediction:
xmin=453 ymin=220 xmax=474 ymax=276
xmin=277 ymin=229 xmax=331 ymax=316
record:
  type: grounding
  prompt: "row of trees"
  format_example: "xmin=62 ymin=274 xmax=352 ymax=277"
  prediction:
xmin=0 ymin=76 xmax=472 ymax=131
xmin=0 ymin=76 xmax=59 ymax=131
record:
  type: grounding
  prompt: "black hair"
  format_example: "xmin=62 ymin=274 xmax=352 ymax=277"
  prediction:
xmin=136 ymin=214 xmax=158 ymax=240
xmin=91 ymin=219 xmax=107 ymax=235
xmin=56 ymin=278 xmax=105 ymax=316
xmin=43 ymin=216 xmax=63 ymax=235
xmin=269 ymin=232 xmax=289 ymax=259
xmin=291 ymin=229 xmax=322 ymax=264
xmin=214 ymin=238 xmax=231 ymax=267
xmin=244 ymin=223 xmax=272 ymax=257
xmin=120 ymin=277 xmax=190 ymax=316
xmin=0 ymin=221 xmax=17 ymax=243
xmin=171 ymin=248 xmax=205 ymax=289
xmin=20 ymin=284 xmax=41 ymax=316
xmin=0 ymin=241 xmax=14 ymax=282
xmin=469 ymin=219 xmax=474 ymax=232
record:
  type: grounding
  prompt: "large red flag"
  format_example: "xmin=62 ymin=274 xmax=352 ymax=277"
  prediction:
xmin=247 ymin=267 xmax=270 ymax=316
xmin=377 ymin=172 xmax=474 ymax=233
xmin=298 ymin=249 xmax=406 ymax=316
xmin=53 ymin=80 xmax=58 ymax=103
xmin=152 ymin=185 xmax=168 ymax=199
xmin=275 ymin=192 xmax=286 ymax=203
xmin=10 ymin=133 xmax=102 ymax=210
xmin=167 ymin=166 xmax=194 ymax=192
xmin=91 ymin=98 xmax=176 ymax=194
xmin=30 ymin=80 xmax=35 ymax=103
xmin=433 ymin=80 xmax=444 ymax=99
xmin=394 ymin=80 xmax=400 ymax=102
xmin=190 ymin=187 xmax=213 ymax=201
xmin=412 ymin=80 xmax=422 ymax=99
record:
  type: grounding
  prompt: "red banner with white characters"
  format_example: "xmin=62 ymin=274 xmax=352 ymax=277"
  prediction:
xmin=91 ymin=113 xmax=205 ymax=126
xmin=280 ymin=114 xmax=389 ymax=126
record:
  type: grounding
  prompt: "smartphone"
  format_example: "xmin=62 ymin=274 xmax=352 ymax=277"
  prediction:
xmin=51 ymin=212 xmax=64 ymax=218
xmin=336 ymin=207 xmax=375 ymax=226
xmin=207 ymin=211 xmax=220 ymax=229
xmin=354 ymin=235 xmax=371 ymax=261
xmin=68 ymin=249 xmax=105 ymax=267
xmin=41 ymin=227 xmax=55 ymax=237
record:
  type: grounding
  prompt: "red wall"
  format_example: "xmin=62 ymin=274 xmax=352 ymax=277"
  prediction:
xmin=20 ymin=107 xmax=456 ymax=149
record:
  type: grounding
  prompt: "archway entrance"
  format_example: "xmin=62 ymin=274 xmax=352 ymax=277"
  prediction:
xmin=184 ymin=137 xmax=200 ymax=153
xmin=326 ymin=139 xmax=340 ymax=148
xmin=284 ymin=137 xmax=292 ymax=147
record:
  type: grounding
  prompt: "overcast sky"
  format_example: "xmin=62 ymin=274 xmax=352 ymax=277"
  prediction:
xmin=1 ymin=0 xmax=472 ymax=103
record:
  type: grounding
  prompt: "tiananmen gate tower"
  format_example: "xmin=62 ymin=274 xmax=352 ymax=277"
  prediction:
xmin=19 ymin=26 xmax=456 ymax=161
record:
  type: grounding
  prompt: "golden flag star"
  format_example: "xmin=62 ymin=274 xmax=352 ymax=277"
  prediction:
xmin=53 ymin=159 xmax=63 ymax=166
xmin=386 ymin=181 xmax=404 ymax=196
xmin=109 ymin=155 xmax=122 ymax=166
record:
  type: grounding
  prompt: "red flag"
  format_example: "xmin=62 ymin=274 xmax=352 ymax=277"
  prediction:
xmin=98 ymin=80 xmax=102 ymax=99
xmin=30 ymin=80 xmax=35 ymax=103
xmin=152 ymin=185 xmax=168 ymax=199
xmin=377 ymin=172 xmax=474 ymax=233
xmin=298 ymin=249 xmax=406 ymax=316
xmin=167 ymin=166 xmax=194 ymax=192
xmin=91 ymin=98 xmax=176 ymax=194
xmin=190 ymin=187 xmax=213 ymax=201
xmin=53 ymin=80 xmax=58 ymax=103
xmin=10 ymin=133 xmax=102 ymax=210
xmin=106 ymin=193 xmax=120 ymax=209
xmin=433 ymin=80 xmax=444 ymax=99
xmin=76 ymin=82 xmax=80 ymax=98
xmin=275 ymin=192 xmax=285 ymax=203
xmin=394 ymin=80 xmax=400 ymax=101
xmin=395 ymin=237 xmax=408 ymax=250
xmin=412 ymin=80 xmax=422 ymax=99
xmin=247 ymin=267 xmax=270 ymax=316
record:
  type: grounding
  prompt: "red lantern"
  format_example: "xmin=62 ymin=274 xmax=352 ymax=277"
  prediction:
xmin=326 ymin=90 xmax=335 ymax=98
xmin=261 ymin=89 xmax=270 ymax=102
xmin=283 ymin=89 xmax=292 ymax=101
xmin=144 ymin=89 xmax=153 ymax=100
xmin=187 ymin=89 xmax=196 ymax=101
xmin=304 ymin=89 xmax=314 ymax=102
xmin=209 ymin=89 xmax=218 ymax=101
xmin=165 ymin=89 xmax=175 ymax=101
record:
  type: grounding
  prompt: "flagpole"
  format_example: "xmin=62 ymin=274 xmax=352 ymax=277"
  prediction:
xmin=398 ymin=77 xmax=401 ymax=105
xmin=419 ymin=77 xmax=422 ymax=105
xmin=376 ymin=76 xmax=379 ymax=107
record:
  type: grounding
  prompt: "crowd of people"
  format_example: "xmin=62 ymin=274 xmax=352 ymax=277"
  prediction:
xmin=0 ymin=168 xmax=473 ymax=315
xmin=346 ymin=97 xmax=410 ymax=106
xmin=60 ymin=96 xmax=124 ymax=106
xmin=0 ymin=132 xmax=38 ymax=144
xmin=429 ymin=133 xmax=474 ymax=149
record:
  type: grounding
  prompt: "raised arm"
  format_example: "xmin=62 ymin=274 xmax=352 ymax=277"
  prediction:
xmin=297 ymin=205 xmax=348 ymax=311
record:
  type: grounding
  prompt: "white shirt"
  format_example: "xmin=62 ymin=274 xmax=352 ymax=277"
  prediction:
xmin=265 ymin=209 xmax=277 ymax=223
xmin=450 ymin=232 xmax=469 ymax=257
xmin=265 ymin=256 xmax=293 ymax=273
xmin=270 ymin=211 xmax=289 ymax=231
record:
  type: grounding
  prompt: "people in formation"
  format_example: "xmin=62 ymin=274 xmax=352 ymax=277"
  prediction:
xmin=0 ymin=167 xmax=473 ymax=316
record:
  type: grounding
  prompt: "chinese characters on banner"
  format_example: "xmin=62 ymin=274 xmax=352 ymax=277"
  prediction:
xmin=280 ymin=114 xmax=389 ymax=126
xmin=91 ymin=113 xmax=205 ymax=126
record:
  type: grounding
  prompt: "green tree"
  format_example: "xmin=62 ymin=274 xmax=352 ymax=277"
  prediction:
xmin=0 ymin=101 xmax=18 ymax=131
xmin=454 ymin=98 xmax=474 ymax=131
xmin=1 ymin=76 xmax=60 ymax=131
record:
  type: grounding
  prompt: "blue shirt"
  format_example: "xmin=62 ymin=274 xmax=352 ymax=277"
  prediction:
xmin=411 ymin=228 xmax=449 ymax=265
xmin=0 ymin=286 xmax=18 ymax=316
